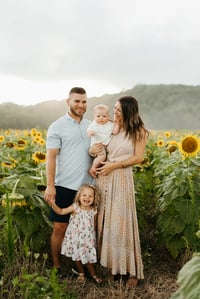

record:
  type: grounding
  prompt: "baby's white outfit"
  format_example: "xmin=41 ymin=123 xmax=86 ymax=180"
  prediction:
xmin=87 ymin=120 xmax=113 ymax=146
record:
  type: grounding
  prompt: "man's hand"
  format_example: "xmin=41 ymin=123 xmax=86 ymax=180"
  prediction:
xmin=44 ymin=185 xmax=56 ymax=205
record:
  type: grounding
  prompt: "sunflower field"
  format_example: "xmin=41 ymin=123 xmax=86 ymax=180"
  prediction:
xmin=0 ymin=128 xmax=200 ymax=298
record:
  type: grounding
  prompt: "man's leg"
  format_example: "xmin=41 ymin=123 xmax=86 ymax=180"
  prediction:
xmin=51 ymin=221 xmax=67 ymax=268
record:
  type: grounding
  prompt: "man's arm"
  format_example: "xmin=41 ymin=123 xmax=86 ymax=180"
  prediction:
xmin=44 ymin=148 xmax=59 ymax=204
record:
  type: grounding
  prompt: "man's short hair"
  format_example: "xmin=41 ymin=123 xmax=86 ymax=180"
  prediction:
xmin=69 ymin=87 xmax=86 ymax=95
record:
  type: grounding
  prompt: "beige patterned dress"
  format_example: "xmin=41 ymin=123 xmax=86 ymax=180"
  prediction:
xmin=96 ymin=129 xmax=144 ymax=279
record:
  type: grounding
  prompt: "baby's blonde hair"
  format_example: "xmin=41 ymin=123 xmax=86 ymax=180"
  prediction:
xmin=74 ymin=184 xmax=100 ymax=207
xmin=93 ymin=104 xmax=109 ymax=114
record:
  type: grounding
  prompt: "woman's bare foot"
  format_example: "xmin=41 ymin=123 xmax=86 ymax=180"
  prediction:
xmin=126 ymin=276 xmax=139 ymax=287
xmin=108 ymin=273 xmax=115 ymax=281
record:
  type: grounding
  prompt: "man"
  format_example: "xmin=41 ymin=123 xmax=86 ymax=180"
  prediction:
xmin=44 ymin=87 xmax=93 ymax=274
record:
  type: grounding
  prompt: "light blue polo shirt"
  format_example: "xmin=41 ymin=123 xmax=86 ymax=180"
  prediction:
xmin=46 ymin=113 xmax=93 ymax=190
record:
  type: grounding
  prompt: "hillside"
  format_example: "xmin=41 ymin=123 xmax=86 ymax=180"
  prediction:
xmin=0 ymin=84 xmax=200 ymax=130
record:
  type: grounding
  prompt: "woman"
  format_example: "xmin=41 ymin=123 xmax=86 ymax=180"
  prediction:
xmin=94 ymin=96 xmax=148 ymax=286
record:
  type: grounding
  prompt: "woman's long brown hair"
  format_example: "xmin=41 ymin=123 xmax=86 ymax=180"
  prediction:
xmin=118 ymin=96 xmax=149 ymax=142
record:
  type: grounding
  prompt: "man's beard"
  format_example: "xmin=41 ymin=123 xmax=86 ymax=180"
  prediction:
xmin=70 ymin=106 xmax=86 ymax=117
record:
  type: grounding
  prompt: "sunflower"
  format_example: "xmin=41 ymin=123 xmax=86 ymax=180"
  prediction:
xmin=141 ymin=157 xmax=150 ymax=166
xmin=32 ymin=151 xmax=46 ymax=163
xmin=164 ymin=131 xmax=171 ymax=138
xmin=157 ymin=139 xmax=165 ymax=147
xmin=5 ymin=142 xmax=15 ymax=148
xmin=36 ymin=131 xmax=42 ymax=137
xmin=33 ymin=136 xmax=41 ymax=143
xmin=32 ymin=137 xmax=46 ymax=147
xmin=146 ymin=149 xmax=152 ymax=155
xmin=31 ymin=128 xmax=38 ymax=137
xmin=1 ymin=193 xmax=26 ymax=207
xmin=15 ymin=139 xmax=27 ymax=150
xmin=178 ymin=135 xmax=200 ymax=158
xmin=167 ymin=140 xmax=178 ymax=154
xmin=1 ymin=159 xmax=16 ymax=169
xmin=0 ymin=135 xmax=5 ymax=143
xmin=1 ymin=199 xmax=27 ymax=207
xmin=39 ymin=138 xmax=45 ymax=145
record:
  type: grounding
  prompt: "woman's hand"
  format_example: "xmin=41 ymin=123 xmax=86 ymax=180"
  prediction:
xmin=96 ymin=161 xmax=117 ymax=176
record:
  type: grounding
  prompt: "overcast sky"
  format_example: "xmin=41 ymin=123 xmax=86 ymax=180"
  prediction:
xmin=0 ymin=0 xmax=199 ymax=105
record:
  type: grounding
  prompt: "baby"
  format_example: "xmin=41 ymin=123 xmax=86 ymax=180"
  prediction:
xmin=87 ymin=104 xmax=119 ymax=178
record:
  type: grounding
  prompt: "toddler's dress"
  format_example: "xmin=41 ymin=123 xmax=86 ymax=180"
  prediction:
xmin=61 ymin=203 xmax=97 ymax=264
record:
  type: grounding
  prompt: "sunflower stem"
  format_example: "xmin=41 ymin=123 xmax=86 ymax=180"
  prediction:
xmin=186 ymin=158 xmax=198 ymax=251
xmin=11 ymin=178 xmax=20 ymax=196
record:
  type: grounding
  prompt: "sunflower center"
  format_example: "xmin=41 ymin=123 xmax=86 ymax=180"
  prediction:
xmin=168 ymin=145 xmax=177 ymax=153
xmin=182 ymin=137 xmax=198 ymax=153
xmin=36 ymin=152 xmax=46 ymax=160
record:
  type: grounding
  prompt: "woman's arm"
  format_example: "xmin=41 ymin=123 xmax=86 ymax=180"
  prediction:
xmin=51 ymin=202 xmax=75 ymax=215
xmin=97 ymin=132 xmax=148 ymax=176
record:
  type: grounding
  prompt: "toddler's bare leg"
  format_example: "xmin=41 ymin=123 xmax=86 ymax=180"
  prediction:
xmin=75 ymin=260 xmax=86 ymax=283
xmin=86 ymin=263 xmax=102 ymax=284
xmin=75 ymin=260 xmax=85 ymax=275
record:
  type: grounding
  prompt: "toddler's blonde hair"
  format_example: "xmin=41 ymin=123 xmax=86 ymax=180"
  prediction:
xmin=74 ymin=184 xmax=100 ymax=207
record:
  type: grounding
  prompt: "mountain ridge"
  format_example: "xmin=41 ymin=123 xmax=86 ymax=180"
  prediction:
xmin=0 ymin=84 xmax=199 ymax=130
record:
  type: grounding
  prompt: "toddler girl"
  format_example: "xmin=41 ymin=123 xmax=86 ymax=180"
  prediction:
xmin=51 ymin=184 xmax=102 ymax=284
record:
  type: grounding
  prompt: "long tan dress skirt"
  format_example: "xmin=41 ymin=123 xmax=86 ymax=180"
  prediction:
xmin=96 ymin=167 xmax=144 ymax=279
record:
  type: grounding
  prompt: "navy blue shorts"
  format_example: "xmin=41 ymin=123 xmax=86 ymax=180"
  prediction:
xmin=49 ymin=186 xmax=77 ymax=223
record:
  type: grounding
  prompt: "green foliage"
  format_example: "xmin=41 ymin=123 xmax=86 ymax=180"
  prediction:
xmin=152 ymin=136 xmax=200 ymax=258
xmin=133 ymin=143 xmax=158 ymax=263
xmin=12 ymin=270 xmax=75 ymax=299
xmin=0 ymin=129 xmax=51 ymax=261
xmin=0 ymin=181 xmax=51 ymax=256
xmin=0 ymin=252 xmax=76 ymax=299
xmin=1 ymin=128 xmax=200 ymax=297
xmin=170 ymin=254 xmax=200 ymax=299
xmin=4 ymin=194 xmax=14 ymax=265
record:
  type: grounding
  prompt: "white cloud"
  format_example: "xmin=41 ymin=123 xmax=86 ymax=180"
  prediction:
xmin=0 ymin=74 xmax=120 ymax=105
xmin=0 ymin=0 xmax=200 ymax=105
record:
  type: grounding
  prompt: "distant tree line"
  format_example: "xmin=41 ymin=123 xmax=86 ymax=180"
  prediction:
xmin=0 ymin=84 xmax=200 ymax=130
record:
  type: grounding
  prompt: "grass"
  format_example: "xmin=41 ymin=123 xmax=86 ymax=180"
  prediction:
xmin=0 ymin=241 xmax=188 ymax=298
xmin=58 ymin=252 xmax=180 ymax=299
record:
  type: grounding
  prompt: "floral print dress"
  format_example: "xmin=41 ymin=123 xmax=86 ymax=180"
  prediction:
xmin=61 ymin=203 xmax=97 ymax=264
